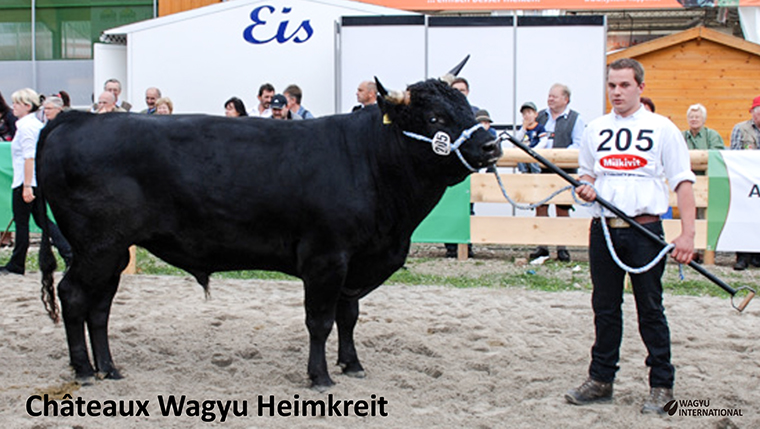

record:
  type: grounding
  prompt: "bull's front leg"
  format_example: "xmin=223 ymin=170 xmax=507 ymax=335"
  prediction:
xmin=301 ymin=254 xmax=347 ymax=391
xmin=336 ymin=298 xmax=365 ymax=378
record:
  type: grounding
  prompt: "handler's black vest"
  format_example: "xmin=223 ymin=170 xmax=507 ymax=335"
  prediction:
xmin=537 ymin=109 xmax=579 ymax=149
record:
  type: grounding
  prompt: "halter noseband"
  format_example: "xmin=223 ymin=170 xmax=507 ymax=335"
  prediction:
xmin=402 ymin=123 xmax=485 ymax=172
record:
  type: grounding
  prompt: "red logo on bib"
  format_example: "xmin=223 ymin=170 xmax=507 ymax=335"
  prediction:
xmin=600 ymin=154 xmax=647 ymax=170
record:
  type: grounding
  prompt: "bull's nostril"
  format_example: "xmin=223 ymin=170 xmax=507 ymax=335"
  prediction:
xmin=482 ymin=142 xmax=497 ymax=153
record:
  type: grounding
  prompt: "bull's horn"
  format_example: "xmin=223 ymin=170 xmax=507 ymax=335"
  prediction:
xmin=440 ymin=55 xmax=470 ymax=84
xmin=449 ymin=55 xmax=470 ymax=76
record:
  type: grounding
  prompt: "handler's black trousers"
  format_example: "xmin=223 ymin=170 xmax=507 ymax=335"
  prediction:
xmin=587 ymin=219 xmax=674 ymax=389
xmin=6 ymin=186 xmax=72 ymax=274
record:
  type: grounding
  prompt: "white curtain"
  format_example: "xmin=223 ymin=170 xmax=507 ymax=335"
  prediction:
xmin=739 ymin=6 xmax=760 ymax=44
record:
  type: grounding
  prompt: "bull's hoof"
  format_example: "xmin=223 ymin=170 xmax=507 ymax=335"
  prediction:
xmin=75 ymin=375 xmax=95 ymax=386
xmin=310 ymin=376 xmax=335 ymax=393
xmin=344 ymin=369 xmax=366 ymax=378
xmin=97 ymin=368 xmax=123 ymax=380
xmin=338 ymin=361 xmax=365 ymax=378
xmin=343 ymin=371 xmax=367 ymax=378
xmin=311 ymin=383 xmax=333 ymax=393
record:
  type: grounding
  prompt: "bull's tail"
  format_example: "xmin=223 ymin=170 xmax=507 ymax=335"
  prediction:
xmin=36 ymin=117 xmax=63 ymax=324
xmin=39 ymin=217 xmax=59 ymax=323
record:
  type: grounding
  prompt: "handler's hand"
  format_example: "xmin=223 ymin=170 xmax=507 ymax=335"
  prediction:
xmin=575 ymin=184 xmax=596 ymax=203
xmin=22 ymin=186 xmax=35 ymax=203
xmin=670 ymin=233 xmax=695 ymax=265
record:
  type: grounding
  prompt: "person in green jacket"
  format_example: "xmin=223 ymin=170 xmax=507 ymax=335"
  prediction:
xmin=683 ymin=103 xmax=724 ymax=150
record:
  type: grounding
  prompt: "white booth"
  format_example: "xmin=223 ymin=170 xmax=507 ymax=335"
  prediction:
xmin=98 ymin=1 xmax=606 ymax=123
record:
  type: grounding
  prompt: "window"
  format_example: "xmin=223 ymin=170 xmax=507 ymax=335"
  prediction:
xmin=0 ymin=0 xmax=153 ymax=61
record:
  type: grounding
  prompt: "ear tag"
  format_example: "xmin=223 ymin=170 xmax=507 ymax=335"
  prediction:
xmin=432 ymin=131 xmax=451 ymax=156
xmin=383 ymin=114 xmax=392 ymax=124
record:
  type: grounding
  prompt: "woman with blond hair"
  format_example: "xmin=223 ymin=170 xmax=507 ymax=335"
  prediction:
xmin=0 ymin=88 xmax=72 ymax=275
xmin=155 ymin=97 xmax=174 ymax=115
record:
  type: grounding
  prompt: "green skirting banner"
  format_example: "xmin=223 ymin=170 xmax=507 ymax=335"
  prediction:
xmin=707 ymin=150 xmax=760 ymax=252
xmin=0 ymin=142 xmax=43 ymax=233
xmin=411 ymin=177 xmax=470 ymax=244
xmin=0 ymin=143 xmax=14 ymax=231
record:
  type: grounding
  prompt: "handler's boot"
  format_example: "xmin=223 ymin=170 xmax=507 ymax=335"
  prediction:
xmin=565 ymin=378 xmax=613 ymax=405
xmin=641 ymin=387 xmax=674 ymax=415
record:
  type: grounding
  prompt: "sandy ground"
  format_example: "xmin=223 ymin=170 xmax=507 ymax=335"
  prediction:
xmin=0 ymin=258 xmax=759 ymax=428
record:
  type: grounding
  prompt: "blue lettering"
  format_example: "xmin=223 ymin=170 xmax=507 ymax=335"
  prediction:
xmin=243 ymin=5 xmax=313 ymax=45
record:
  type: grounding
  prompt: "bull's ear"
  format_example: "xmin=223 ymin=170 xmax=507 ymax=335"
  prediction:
xmin=375 ymin=77 xmax=409 ymax=105
xmin=374 ymin=77 xmax=409 ymax=120
xmin=374 ymin=77 xmax=388 ymax=99
xmin=440 ymin=54 xmax=470 ymax=84
xmin=374 ymin=76 xmax=389 ymax=115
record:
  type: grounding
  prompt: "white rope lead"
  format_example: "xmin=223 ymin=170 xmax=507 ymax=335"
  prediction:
xmin=491 ymin=170 xmax=674 ymax=275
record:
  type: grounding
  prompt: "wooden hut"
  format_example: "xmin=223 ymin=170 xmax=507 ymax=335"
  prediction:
xmin=607 ymin=26 xmax=760 ymax=145
xmin=159 ymin=0 xmax=220 ymax=17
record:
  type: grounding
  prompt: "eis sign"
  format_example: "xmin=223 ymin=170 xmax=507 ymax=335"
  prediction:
xmin=243 ymin=5 xmax=313 ymax=45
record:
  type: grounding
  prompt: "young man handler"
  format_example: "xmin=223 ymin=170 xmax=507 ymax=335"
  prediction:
xmin=566 ymin=58 xmax=696 ymax=414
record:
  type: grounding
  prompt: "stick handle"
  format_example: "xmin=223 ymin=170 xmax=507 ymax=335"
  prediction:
xmin=735 ymin=290 xmax=755 ymax=313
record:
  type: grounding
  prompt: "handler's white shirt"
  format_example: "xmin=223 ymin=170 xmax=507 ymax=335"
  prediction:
xmin=10 ymin=113 xmax=44 ymax=188
xmin=578 ymin=106 xmax=695 ymax=218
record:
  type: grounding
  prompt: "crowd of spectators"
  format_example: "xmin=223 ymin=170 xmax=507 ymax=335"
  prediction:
xmin=0 ymin=73 xmax=758 ymax=270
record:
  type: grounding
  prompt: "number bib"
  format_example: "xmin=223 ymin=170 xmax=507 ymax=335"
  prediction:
xmin=592 ymin=125 xmax=658 ymax=177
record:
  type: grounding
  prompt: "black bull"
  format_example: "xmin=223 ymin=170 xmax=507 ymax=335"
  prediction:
xmin=35 ymin=78 xmax=501 ymax=390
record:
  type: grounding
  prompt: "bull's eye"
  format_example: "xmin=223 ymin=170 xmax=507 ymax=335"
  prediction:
xmin=429 ymin=117 xmax=438 ymax=124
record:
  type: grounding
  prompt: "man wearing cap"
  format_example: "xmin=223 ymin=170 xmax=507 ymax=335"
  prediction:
xmin=728 ymin=95 xmax=760 ymax=270
xmin=475 ymin=109 xmax=497 ymax=138
xmin=515 ymin=101 xmax=548 ymax=174
xmin=730 ymin=95 xmax=760 ymax=150
xmin=531 ymin=84 xmax=585 ymax=262
xmin=270 ymin=94 xmax=302 ymax=120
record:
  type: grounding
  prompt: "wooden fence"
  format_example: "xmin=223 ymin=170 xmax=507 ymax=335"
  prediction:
xmin=463 ymin=149 xmax=712 ymax=263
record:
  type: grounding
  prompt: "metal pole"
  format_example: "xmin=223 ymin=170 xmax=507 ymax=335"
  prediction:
xmin=31 ymin=0 xmax=37 ymax=90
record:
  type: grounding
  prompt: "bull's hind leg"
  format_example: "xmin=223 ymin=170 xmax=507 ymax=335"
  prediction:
xmin=59 ymin=248 xmax=129 ymax=382
xmin=86 ymin=267 xmax=126 ymax=380
xmin=336 ymin=298 xmax=365 ymax=378
xmin=58 ymin=272 xmax=96 ymax=382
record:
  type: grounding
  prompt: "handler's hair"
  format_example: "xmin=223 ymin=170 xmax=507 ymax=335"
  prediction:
xmin=608 ymin=58 xmax=645 ymax=86
xmin=12 ymin=88 xmax=41 ymax=112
